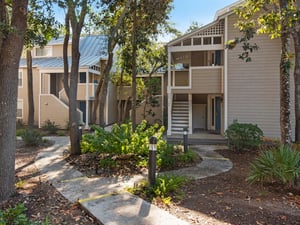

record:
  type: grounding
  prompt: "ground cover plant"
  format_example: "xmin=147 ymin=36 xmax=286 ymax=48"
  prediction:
xmin=77 ymin=121 xmax=199 ymax=176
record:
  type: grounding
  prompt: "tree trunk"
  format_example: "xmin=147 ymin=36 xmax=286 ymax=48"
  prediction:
xmin=0 ymin=0 xmax=28 ymax=201
xmin=293 ymin=30 xmax=300 ymax=142
xmin=26 ymin=50 xmax=34 ymax=127
xmin=293 ymin=1 xmax=300 ymax=142
xmin=99 ymin=50 xmax=114 ymax=127
xmin=91 ymin=75 xmax=104 ymax=124
xmin=69 ymin=33 xmax=81 ymax=155
xmin=279 ymin=0 xmax=292 ymax=144
xmin=131 ymin=0 xmax=137 ymax=130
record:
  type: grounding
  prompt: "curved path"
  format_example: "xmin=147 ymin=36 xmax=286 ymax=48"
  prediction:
xmin=35 ymin=136 xmax=233 ymax=225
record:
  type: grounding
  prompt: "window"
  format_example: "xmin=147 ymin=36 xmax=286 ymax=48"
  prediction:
xmin=18 ymin=71 xmax=23 ymax=87
xmin=203 ymin=37 xmax=212 ymax=45
xmin=193 ymin=38 xmax=201 ymax=45
xmin=79 ymin=72 xmax=86 ymax=83
xmin=17 ymin=99 xmax=23 ymax=118
xmin=35 ymin=47 xmax=52 ymax=57
xmin=213 ymin=36 xmax=222 ymax=44
xmin=182 ymin=39 xmax=191 ymax=46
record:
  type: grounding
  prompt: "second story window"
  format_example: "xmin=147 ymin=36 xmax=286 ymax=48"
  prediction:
xmin=35 ymin=46 xmax=52 ymax=57
xmin=18 ymin=71 xmax=23 ymax=87
xmin=17 ymin=99 xmax=23 ymax=118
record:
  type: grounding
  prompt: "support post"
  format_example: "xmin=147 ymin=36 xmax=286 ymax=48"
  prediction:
xmin=183 ymin=127 xmax=188 ymax=153
xmin=148 ymin=136 xmax=157 ymax=187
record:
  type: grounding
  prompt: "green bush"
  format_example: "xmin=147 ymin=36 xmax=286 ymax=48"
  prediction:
xmin=0 ymin=203 xmax=48 ymax=225
xmin=42 ymin=120 xmax=59 ymax=135
xmin=225 ymin=122 xmax=263 ymax=150
xmin=16 ymin=128 xmax=26 ymax=137
xmin=21 ymin=129 xmax=43 ymax=146
xmin=16 ymin=119 xmax=25 ymax=129
xmin=81 ymin=120 xmax=165 ymax=157
xmin=247 ymin=145 xmax=300 ymax=185
xmin=128 ymin=175 xmax=188 ymax=205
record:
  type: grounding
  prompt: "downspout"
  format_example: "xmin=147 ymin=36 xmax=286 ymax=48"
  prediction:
xmin=85 ymin=71 xmax=89 ymax=129
xmin=224 ymin=16 xmax=229 ymax=132
xmin=39 ymin=72 xmax=41 ymax=128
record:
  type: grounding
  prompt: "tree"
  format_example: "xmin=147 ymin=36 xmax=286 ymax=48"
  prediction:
xmin=61 ymin=0 xmax=88 ymax=155
xmin=117 ymin=0 xmax=173 ymax=129
xmin=185 ymin=21 xmax=202 ymax=34
xmin=231 ymin=0 xmax=300 ymax=144
xmin=0 ymin=0 xmax=28 ymax=201
xmin=92 ymin=0 xmax=132 ymax=127
xmin=24 ymin=1 xmax=58 ymax=127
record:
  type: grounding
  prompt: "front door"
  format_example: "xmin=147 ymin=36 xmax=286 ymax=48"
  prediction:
xmin=209 ymin=95 xmax=222 ymax=134
xmin=79 ymin=101 xmax=86 ymax=123
xmin=215 ymin=96 xmax=221 ymax=133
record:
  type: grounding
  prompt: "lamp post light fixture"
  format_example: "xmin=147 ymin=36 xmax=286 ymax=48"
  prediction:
xmin=183 ymin=127 xmax=188 ymax=153
xmin=78 ymin=124 xmax=83 ymax=140
xmin=148 ymin=136 xmax=157 ymax=187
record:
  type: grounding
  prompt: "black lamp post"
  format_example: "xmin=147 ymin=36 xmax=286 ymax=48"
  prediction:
xmin=148 ymin=136 xmax=157 ymax=187
xmin=183 ymin=127 xmax=188 ymax=153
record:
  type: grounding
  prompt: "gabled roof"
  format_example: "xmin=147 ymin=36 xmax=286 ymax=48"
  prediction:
xmin=167 ymin=0 xmax=244 ymax=47
xmin=20 ymin=35 xmax=108 ymax=69
xmin=19 ymin=56 xmax=101 ymax=68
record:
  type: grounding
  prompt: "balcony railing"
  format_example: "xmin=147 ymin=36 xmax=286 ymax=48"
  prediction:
xmin=171 ymin=66 xmax=223 ymax=93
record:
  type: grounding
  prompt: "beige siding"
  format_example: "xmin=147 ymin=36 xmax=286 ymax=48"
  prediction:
xmin=52 ymin=44 xmax=72 ymax=57
xmin=40 ymin=95 xmax=69 ymax=128
xmin=77 ymin=83 xmax=97 ymax=100
xmin=105 ymin=82 xmax=118 ymax=125
xmin=136 ymin=96 xmax=162 ymax=125
xmin=17 ymin=68 xmax=40 ymax=126
xmin=226 ymin=13 xmax=295 ymax=139
xmin=192 ymin=67 xmax=222 ymax=93
xmin=173 ymin=71 xmax=189 ymax=86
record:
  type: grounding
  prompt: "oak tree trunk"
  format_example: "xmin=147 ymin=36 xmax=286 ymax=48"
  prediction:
xmin=0 ymin=0 xmax=28 ymax=201
xmin=279 ymin=0 xmax=292 ymax=144
xmin=26 ymin=50 xmax=34 ymax=127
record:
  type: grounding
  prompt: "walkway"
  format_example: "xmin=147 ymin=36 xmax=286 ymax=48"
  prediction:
xmin=35 ymin=136 xmax=232 ymax=225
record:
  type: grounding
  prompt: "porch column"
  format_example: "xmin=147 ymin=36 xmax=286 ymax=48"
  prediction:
xmin=85 ymin=72 xmax=89 ymax=129
xmin=167 ymin=93 xmax=172 ymax=135
xmin=188 ymin=94 xmax=192 ymax=134
xmin=167 ymin=49 xmax=172 ymax=135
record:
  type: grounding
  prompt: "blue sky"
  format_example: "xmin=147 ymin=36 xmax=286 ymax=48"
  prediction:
xmin=169 ymin=0 xmax=237 ymax=33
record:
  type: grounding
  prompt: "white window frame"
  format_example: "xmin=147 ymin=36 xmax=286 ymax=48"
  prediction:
xmin=18 ymin=71 xmax=23 ymax=88
xmin=17 ymin=99 xmax=23 ymax=119
xmin=35 ymin=46 xmax=52 ymax=57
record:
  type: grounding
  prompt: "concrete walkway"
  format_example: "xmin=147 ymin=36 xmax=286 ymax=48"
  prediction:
xmin=35 ymin=136 xmax=232 ymax=225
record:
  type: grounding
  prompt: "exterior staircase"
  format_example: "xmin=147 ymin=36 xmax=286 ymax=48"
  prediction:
xmin=171 ymin=101 xmax=189 ymax=134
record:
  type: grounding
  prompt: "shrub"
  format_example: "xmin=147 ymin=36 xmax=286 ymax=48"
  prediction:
xmin=21 ymin=129 xmax=43 ymax=146
xmin=81 ymin=120 xmax=165 ymax=156
xmin=247 ymin=145 xmax=300 ymax=186
xmin=0 ymin=203 xmax=48 ymax=225
xmin=16 ymin=119 xmax=25 ymax=129
xmin=128 ymin=175 xmax=188 ymax=206
xmin=225 ymin=121 xmax=263 ymax=150
xmin=16 ymin=128 xmax=26 ymax=137
xmin=42 ymin=120 xmax=59 ymax=135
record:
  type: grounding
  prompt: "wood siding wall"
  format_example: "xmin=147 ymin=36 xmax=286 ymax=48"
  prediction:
xmin=226 ymin=14 xmax=295 ymax=139
xmin=192 ymin=67 xmax=222 ymax=93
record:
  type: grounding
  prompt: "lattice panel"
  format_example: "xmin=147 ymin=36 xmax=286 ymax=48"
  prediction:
xmin=195 ymin=20 xmax=224 ymax=36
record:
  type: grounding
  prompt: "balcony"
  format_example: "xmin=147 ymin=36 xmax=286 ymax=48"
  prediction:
xmin=171 ymin=66 xmax=223 ymax=94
